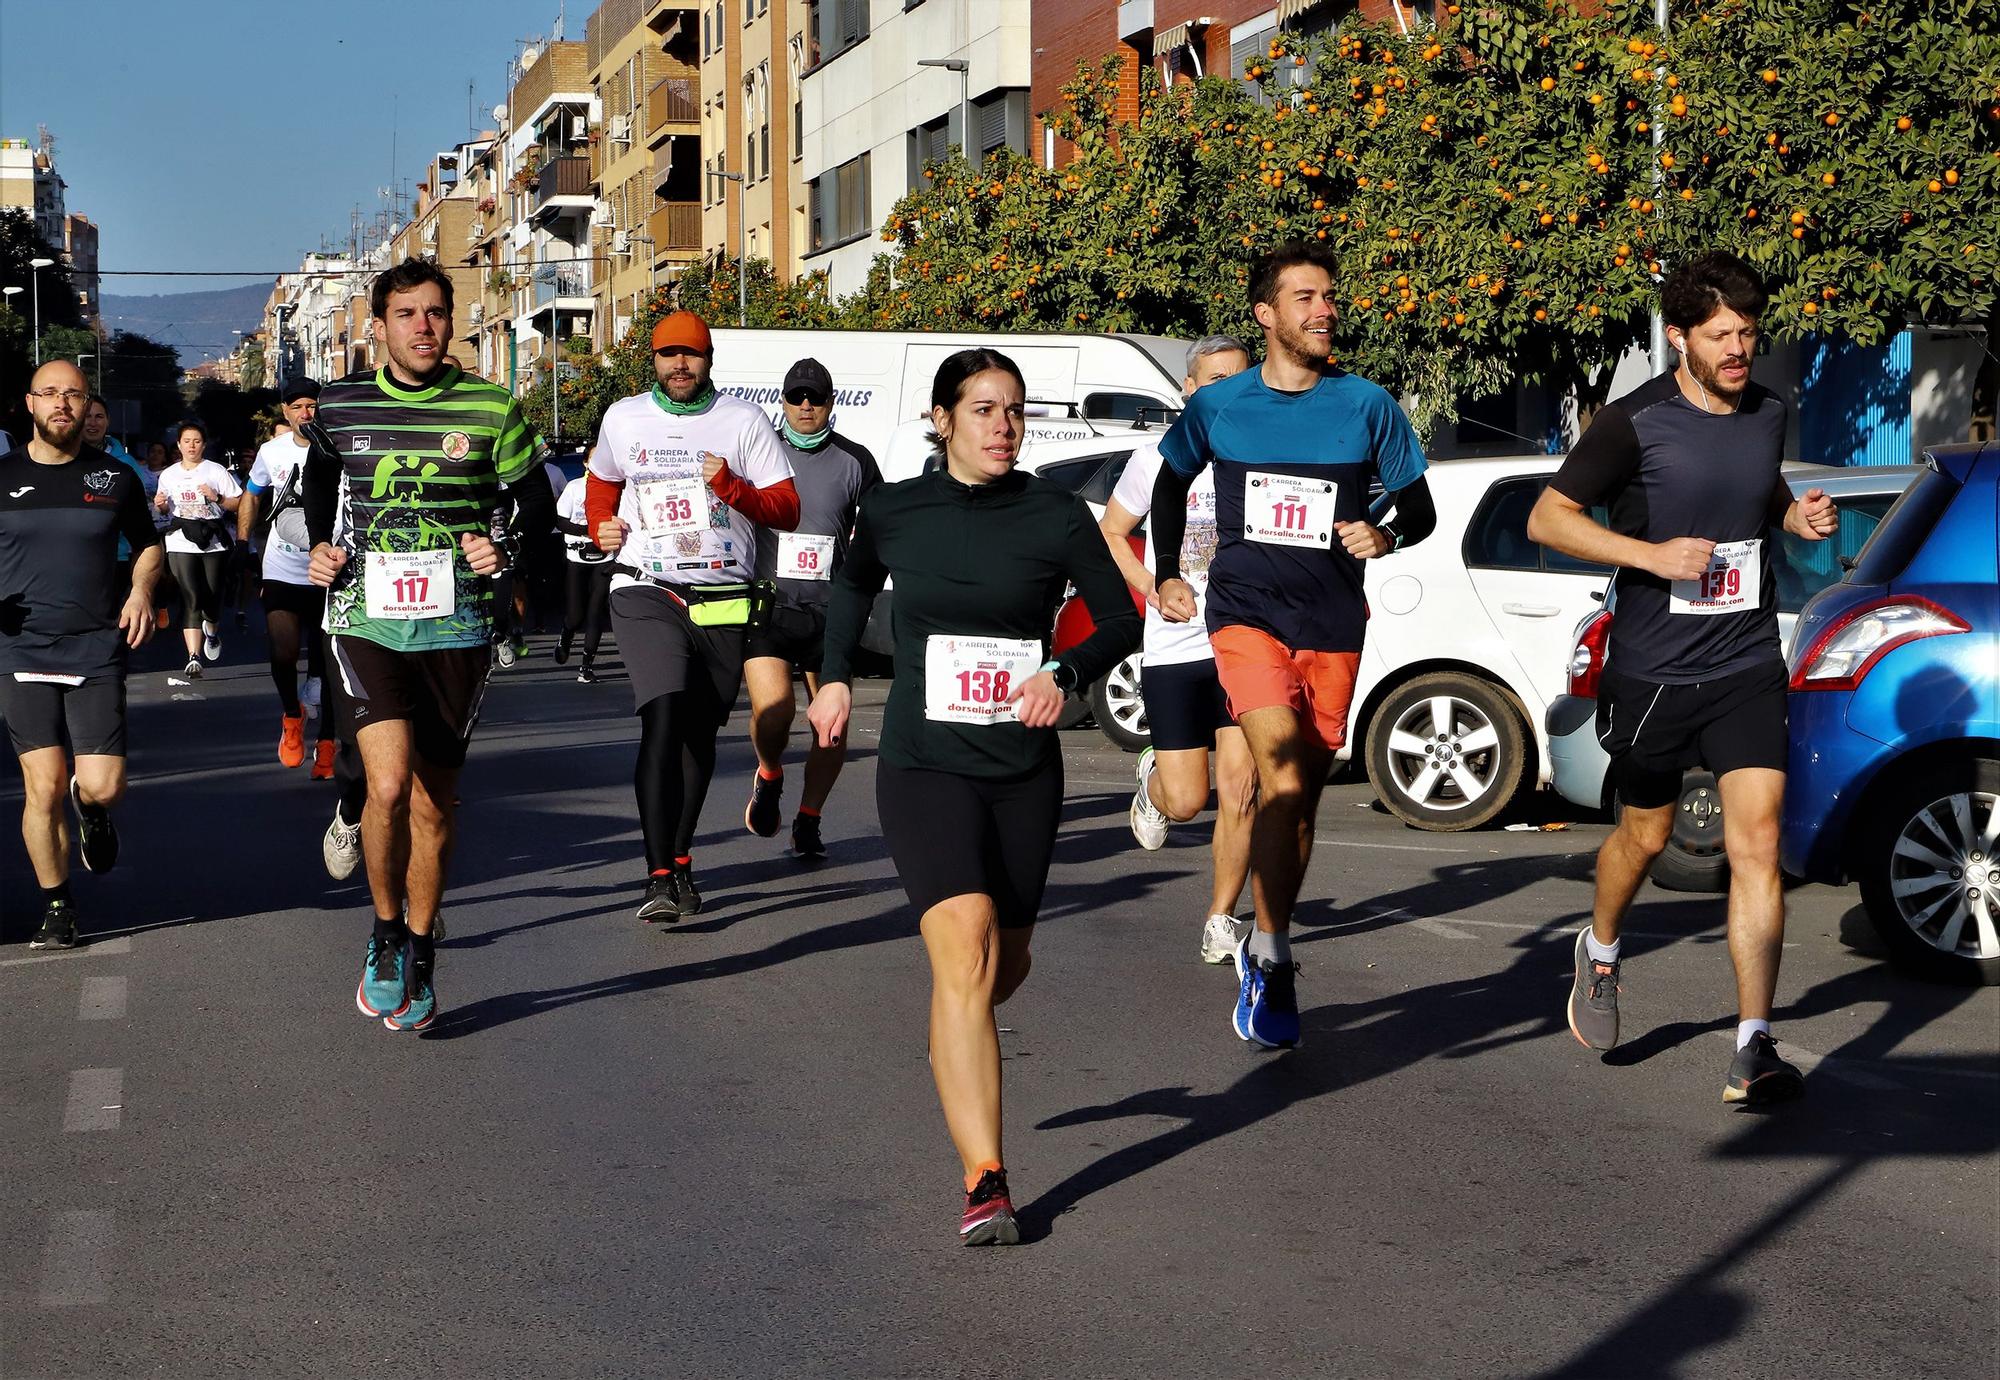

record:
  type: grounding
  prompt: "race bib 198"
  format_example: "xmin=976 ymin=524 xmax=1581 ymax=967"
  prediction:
xmin=1245 ymin=473 xmax=1336 ymax=549
xmin=777 ymin=532 xmax=835 ymax=581
xmin=1670 ymin=538 xmax=1762 ymax=616
xmin=632 ymin=475 xmax=707 ymax=537
xmin=364 ymin=549 xmax=455 ymax=620
xmin=924 ymin=635 xmax=1042 ymax=724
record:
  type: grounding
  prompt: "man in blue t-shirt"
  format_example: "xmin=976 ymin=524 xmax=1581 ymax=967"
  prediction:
xmin=1151 ymin=242 xmax=1437 ymax=1049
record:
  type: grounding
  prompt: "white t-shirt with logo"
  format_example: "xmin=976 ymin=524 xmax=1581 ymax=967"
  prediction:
xmin=158 ymin=459 xmax=242 ymax=554
xmin=587 ymin=391 xmax=794 ymax=594
xmin=249 ymin=436 xmax=314 ymax=584
xmin=558 ymin=476 xmax=608 ymax=565
xmin=1110 ymin=441 xmax=1220 ymax=667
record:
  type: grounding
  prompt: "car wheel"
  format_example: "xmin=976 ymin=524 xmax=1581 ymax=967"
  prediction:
xmin=1644 ymin=771 xmax=1732 ymax=893
xmin=1857 ymin=759 xmax=2000 ymax=986
xmin=1364 ymin=673 xmax=1528 ymax=831
xmin=1089 ymin=652 xmax=1150 ymax=753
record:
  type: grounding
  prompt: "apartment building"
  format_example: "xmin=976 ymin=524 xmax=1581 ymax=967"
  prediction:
xmin=0 ymin=134 xmax=66 ymax=246
xmin=697 ymin=0 xmax=812 ymax=287
xmin=799 ymin=0 xmax=1032 ymax=297
xmin=64 ymin=213 xmax=99 ymax=324
xmin=389 ymin=140 xmax=491 ymax=359
xmin=586 ymin=0 xmax=705 ymax=346
xmin=506 ymin=40 xmax=601 ymax=378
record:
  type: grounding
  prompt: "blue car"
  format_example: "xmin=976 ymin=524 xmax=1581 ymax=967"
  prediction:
xmin=1783 ymin=441 xmax=2000 ymax=985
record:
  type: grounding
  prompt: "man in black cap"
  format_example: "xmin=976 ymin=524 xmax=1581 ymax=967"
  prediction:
xmin=741 ymin=356 xmax=881 ymax=858
xmin=241 ymin=377 xmax=336 ymax=775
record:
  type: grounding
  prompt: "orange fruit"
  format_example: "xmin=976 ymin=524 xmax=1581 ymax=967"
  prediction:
xmin=1895 ymin=116 xmax=1912 ymax=131
xmin=1945 ymin=169 xmax=1960 ymax=185
xmin=1760 ymin=69 xmax=1778 ymax=83
xmin=1928 ymin=179 xmax=1943 ymax=193
xmin=1821 ymin=171 xmax=1837 ymax=186
xmin=1802 ymin=301 xmax=1819 ymax=315
xmin=1540 ymin=77 xmax=1556 ymax=91
xmin=1824 ymin=112 xmax=1839 ymax=127
xmin=1790 ymin=210 xmax=1806 ymax=225
xmin=1534 ymin=308 xmax=1548 ymax=320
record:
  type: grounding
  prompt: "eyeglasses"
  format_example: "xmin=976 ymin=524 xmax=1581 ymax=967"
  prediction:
xmin=784 ymin=390 xmax=828 ymax=407
xmin=29 ymin=388 xmax=89 ymax=404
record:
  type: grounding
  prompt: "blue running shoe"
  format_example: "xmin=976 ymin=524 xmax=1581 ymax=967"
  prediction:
xmin=1232 ymin=933 xmax=1301 ymax=1049
xmin=356 ymin=935 xmax=410 ymax=1019
xmin=385 ymin=971 xmax=436 ymax=1032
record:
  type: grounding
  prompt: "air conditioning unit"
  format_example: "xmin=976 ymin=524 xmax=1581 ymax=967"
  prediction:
xmin=572 ymin=114 xmax=590 ymax=144
xmin=608 ymin=115 xmax=631 ymax=143
xmin=569 ymin=321 xmax=590 ymax=338
xmin=611 ymin=230 xmax=629 ymax=254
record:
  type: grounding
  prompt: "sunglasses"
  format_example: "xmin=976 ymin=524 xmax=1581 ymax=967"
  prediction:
xmin=784 ymin=390 xmax=829 ymax=406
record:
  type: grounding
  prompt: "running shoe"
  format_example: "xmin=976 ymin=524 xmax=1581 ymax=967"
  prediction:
xmin=1129 ymin=747 xmax=1170 ymax=851
xmin=311 ymin=739 xmax=336 ymax=780
xmin=960 ymin=1168 xmax=1020 ymax=1246
xmin=637 ymin=874 xmax=679 ymax=923
xmin=183 ymin=657 xmax=203 ymax=680
xmin=69 ymin=776 xmax=119 ymax=874
xmin=671 ymin=859 xmax=703 ymax=916
xmin=29 ymin=900 xmax=78 ymax=951
xmin=494 ymin=639 xmax=517 ymax=669
xmin=300 ymin=676 xmax=322 ymax=714
xmin=385 ymin=971 xmax=437 ymax=1032
xmin=1567 ymin=927 xmax=1621 ymax=1051
xmin=1232 ymin=934 xmax=1301 ymax=1049
xmin=745 ymin=771 xmax=783 ymax=838
xmin=278 ymin=715 xmax=307 ymax=769
xmin=554 ymin=630 xmax=574 ymax=665
xmin=576 ymin=663 xmax=599 ymax=685
xmin=323 ymin=806 xmax=362 ymax=881
xmin=1723 ymin=1032 xmax=1805 ymax=1106
xmin=1199 ymin=913 xmax=1247 ymax=965
xmin=356 ymin=934 xmax=410 ymax=1019
xmin=202 ymin=620 xmax=221 ymax=662
xmin=233 ymin=610 xmax=247 ymax=632
xmin=790 ymin=813 xmax=826 ymax=860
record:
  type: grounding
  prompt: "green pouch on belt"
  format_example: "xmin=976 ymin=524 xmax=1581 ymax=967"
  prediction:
xmin=686 ymin=580 xmax=776 ymax=630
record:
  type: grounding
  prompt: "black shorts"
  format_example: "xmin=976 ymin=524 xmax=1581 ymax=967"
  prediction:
xmin=0 ymin=672 xmax=128 ymax=757
xmin=743 ymin=602 xmax=827 ymax=674
xmin=1597 ymin=659 xmax=1789 ymax=809
xmin=876 ymin=756 xmax=1064 ymax=928
xmin=329 ymin=635 xmax=491 ymax=770
xmin=1141 ymin=658 xmax=1236 ymax=752
xmin=260 ymin=579 xmax=325 ymax=621
xmin=607 ymin=585 xmax=746 ymax=720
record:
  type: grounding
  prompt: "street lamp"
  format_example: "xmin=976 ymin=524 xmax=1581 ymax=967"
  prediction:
xmin=917 ymin=58 xmax=972 ymax=168
xmin=708 ymin=169 xmax=747 ymax=327
xmin=28 ymin=257 xmax=54 ymax=365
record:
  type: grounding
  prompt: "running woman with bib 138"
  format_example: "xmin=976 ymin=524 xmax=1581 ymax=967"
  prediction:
xmin=304 ymin=258 xmax=550 ymax=1034
xmin=1102 ymin=334 xmax=1259 ymax=965
xmin=587 ymin=310 xmax=800 ymax=921
xmin=1527 ymin=251 xmax=1836 ymax=1105
xmin=1151 ymin=243 xmax=1436 ymax=1050
xmin=807 ymin=349 xmax=1141 ymax=1246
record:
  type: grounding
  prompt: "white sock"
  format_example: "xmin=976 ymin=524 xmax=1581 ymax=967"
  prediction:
xmin=1736 ymin=1018 xmax=1771 ymax=1050
xmin=1585 ymin=931 xmax=1621 ymax=965
xmin=1248 ymin=928 xmax=1291 ymax=966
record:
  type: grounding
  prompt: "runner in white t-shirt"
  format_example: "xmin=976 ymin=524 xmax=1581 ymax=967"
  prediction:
xmin=1099 ymin=336 xmax=1259 ymax=964
xmin=553 ymin=473 xmax=612 ymax=682
xmin=587 ymin=310 xmax=800 ymax=919
xmin=151 ymin=420 xmax=242 ymax=678
xmin=241 ymin=379 xmax=335 ymax=773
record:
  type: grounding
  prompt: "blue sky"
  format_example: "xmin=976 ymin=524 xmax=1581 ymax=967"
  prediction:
xmin=0 ymin=0 xmax=571 ymax=297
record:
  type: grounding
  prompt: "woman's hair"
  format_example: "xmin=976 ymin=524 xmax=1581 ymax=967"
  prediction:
xmin=170 ymin=419 xmax=207 ymax=446
xmin=926 ymin=348 xmax=1027 ymax=455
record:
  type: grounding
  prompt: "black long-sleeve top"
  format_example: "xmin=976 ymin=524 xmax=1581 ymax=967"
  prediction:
xmin=821 ymin=467 xmax=1142 ymax=779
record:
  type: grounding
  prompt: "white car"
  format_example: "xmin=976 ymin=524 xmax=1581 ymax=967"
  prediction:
xmin=1068 ymin=455 xmax=1619 ymax=830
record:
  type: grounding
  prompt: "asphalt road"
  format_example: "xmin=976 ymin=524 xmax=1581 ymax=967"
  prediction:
xmin=3 ymin=629 xmax=1995 ymax=1379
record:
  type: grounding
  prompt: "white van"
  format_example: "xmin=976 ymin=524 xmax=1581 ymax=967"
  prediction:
xmin=706 ymin=328 xmax=1190 ymax=465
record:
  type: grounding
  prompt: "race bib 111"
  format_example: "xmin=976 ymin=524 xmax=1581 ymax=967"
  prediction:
xmin=1245 ymin=472 xmax=1336 ymax=549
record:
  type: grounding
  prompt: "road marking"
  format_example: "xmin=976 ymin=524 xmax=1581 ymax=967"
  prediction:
xmin=1407 ymin=916 xmax=1476 ymax=940
xmin=90 ymin=936 xmax=131 ymax=956
xmin=62 ymin=1069 xmax=123 ymax=1133
xmin=37 ymin=1210 xmax=113 ymax=1306
xmin=1710 ymin=1032 xmax=1999 ymax=1089
xmin=1323 ymin=838 xmax=1476 ymax=854
xmin=0 ymin=936 xmax=132 ymax=969
xmin=77 ymin=975 xmax=126 ymax=1021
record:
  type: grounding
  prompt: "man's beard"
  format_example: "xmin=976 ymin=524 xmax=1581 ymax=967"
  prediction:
xmin=34 ymin=412 xmax=83 ymax=447
xmin=1274 ymin=318 xmax=1333 ymax=368
xmin=662 ymin=372 xmax=706 ymax=401
xmin=1688 ymin=350 xmax=1750 ymax=399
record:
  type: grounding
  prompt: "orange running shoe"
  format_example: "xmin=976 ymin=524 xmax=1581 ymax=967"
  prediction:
xmin=310 ymin=738 xmax=336 ymax=780
xmin=278 ymin=716 xmax=306 ymax=768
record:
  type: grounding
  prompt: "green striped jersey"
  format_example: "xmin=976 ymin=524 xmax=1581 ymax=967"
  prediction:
xmin=318 ymin=364 xmax=540 ymax=651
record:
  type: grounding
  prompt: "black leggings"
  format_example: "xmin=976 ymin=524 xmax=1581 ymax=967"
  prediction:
xmin=321 ymin=657 xmax=368 ymax=824
xmin=635 ymin=677 xmax=726 ymax=871
xmin=876 ymin=756 xmax=1065 ymax=928
xmin=168 ymin=550 xmax=228 ymax=629
xmin=564 ymin=562 xmax=611 ymax=659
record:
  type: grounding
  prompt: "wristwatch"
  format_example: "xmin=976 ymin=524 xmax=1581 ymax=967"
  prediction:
xmin=1378 ymin=521 xmax=1405 ymax=553
xmin=1040 ymin=659 xmax=1079 ymax=694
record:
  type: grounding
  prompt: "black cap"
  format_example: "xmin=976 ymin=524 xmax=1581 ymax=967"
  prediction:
xmin=281 ymin=377 xmax=322 ymax=403
xmin=782 ymin=357 xmax=833 ymax=401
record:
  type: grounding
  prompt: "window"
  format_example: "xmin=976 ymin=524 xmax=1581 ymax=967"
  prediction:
xmin=743 ymin=77 xmax=757 ymax=182
xmin=1777 ymin=494 xmax=1896 ymax=612
xmin=807 ymin=0 xmax=868 ymax=67
xmin=1033 ymin=451 xmax=1135 ymax=508
xmin=1465 ymin=477 xmax=1613 ymax=575
xmin=909 ymin=113 xmax=948 ymax=190
xmin=702 ymin=7 xmax=711 ymax=56
xmin=809 ymin=151 xmax=871 ymax=251
xmin=1083 ymin=392 xmax=1178 ymax=426
xmin=758 ymin=62 xmax=771 ymax=180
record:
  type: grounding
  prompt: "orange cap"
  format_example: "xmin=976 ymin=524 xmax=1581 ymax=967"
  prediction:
xmin=651 ymin=310 xmax=713 ymax=354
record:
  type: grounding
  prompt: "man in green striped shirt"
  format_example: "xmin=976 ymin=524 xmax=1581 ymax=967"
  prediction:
xmin=304 ymin=258 xmax=546 ymax=1034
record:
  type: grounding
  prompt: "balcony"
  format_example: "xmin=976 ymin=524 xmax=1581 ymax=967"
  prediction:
xmin=533 ymin=156 xmax=594 ymax=218
xmin=646 ymin=202 xmax=701 ymax=254
xmin=647 ymin=77 xmax=698 ymax=146
xmin=531 ymin=262 xmax=594 ymax=310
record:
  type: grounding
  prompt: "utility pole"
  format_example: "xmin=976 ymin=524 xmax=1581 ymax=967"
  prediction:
xmin=709 ymin=169 xmax=746 ymax=326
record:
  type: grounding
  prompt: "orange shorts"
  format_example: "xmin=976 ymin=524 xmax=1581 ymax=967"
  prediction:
xmin=1210 ymin=625 xmax=1362 ymax=751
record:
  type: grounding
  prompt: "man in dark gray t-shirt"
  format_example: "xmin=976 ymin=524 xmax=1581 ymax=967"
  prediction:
xmin=1529 ymin=251 xmax=1838 ymax=1106
xmin=741 ymin=357 xmax=881 ymax=859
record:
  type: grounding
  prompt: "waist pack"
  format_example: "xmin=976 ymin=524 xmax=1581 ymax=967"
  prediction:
xmin=613 ymin=568 xmax=776 ymax=631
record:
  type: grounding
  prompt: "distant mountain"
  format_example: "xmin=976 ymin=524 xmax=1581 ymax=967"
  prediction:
xmin=100 ymin=282 xmax=272 ymax=367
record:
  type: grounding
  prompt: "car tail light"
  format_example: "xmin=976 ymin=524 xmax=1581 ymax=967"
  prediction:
xmin=1568 ymin=609 xmax=1613 ymax=697
xmin=1788 ymin=595 xmax=1969 ymax=691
